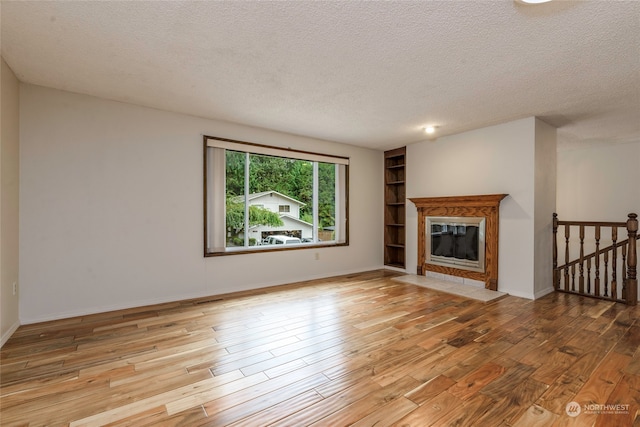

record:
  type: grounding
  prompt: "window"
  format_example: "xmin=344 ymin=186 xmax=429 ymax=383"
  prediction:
xmin=204 ymin=136 xmax=349 ymax=256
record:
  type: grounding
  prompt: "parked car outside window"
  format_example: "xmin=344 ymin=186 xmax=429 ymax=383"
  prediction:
xmin=264 ymin=235 xmax=302 ymax=245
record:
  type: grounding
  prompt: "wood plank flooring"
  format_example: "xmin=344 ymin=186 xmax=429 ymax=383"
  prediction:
xmin=1 ymin=270 xmax=639 ymax=426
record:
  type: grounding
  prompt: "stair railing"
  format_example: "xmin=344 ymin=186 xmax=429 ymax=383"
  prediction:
xmin=553 ymin=213 xmax=637 ymax=305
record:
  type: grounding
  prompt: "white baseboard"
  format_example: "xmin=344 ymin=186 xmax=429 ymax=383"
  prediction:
xmin=534 ymin=286 xmax=555 ymax=299
xmin=498 ymin=287 xmax=535 ymax=300
xmin=1 ymin=321 xmax=20 ymax=348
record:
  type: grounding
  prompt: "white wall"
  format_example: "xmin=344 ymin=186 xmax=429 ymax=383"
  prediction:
xmin=1 ymin=57 xmax=21 ymax=345
xmin=533 ymin=119 xmax=557 ymax=298
xmin=556 ymin=141 xmax=638 ymax=300
xmin=406 ymin=117 xmax=547 ymax=299
xmin=557 ymin=141 xmax=640 ymax=221
xmin=19 ymin=84 xmax=383 ymax=323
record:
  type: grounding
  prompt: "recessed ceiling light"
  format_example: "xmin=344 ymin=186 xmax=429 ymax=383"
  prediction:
xmin=516 ymin=0 xmax=552 ymax=4
xmin=424 ymin=126 xmax=436 ymax=135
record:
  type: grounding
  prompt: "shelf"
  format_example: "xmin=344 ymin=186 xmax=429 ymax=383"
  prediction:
xmin=386 ymin=243 xmax=405 ymax=248
xmin=384 ymin=146 xmax=406 ymax=269
xmin=386 ymin=262 xmax=405 ymax=269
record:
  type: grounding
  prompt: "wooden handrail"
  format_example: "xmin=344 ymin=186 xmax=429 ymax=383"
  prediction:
xmin=556 ymin=220 xmax=626 ymax=228
xmin=557 ymin=238 xmax=630 ymax=270
xmin=553 ymin=213 xmax=638 ymax=305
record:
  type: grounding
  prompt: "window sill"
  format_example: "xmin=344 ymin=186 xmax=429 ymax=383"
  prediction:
xmin=205 ymin=241 xmax=349 ymax=257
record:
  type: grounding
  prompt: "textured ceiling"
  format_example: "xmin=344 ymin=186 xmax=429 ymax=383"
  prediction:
xmin=2 ymin=1 xmax=639 ymax=150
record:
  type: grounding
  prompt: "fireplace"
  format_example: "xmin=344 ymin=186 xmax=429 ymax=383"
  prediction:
xmin=426 ymin=216 xmax=485 ymax=273
xmin=410 ymin=194 xmax=507 ymax=290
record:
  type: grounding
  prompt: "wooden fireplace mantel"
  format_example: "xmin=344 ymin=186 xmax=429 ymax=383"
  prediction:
xmin=410 ymin=194 xmax=508 ymax=291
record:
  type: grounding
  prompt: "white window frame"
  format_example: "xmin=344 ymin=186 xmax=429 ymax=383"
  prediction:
xmin=203 ymin=136 xmax=349 ymax=256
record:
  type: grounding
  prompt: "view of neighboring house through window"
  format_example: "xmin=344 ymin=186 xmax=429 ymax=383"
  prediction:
xmin=204 ymin=136 xmax=349 ymax=255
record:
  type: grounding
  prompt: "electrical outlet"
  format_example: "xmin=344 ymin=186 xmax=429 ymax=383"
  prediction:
xmin=314 ymin=252 xmax=320 ymax=261
xmin=12 ymin=282 xmax=17 ymax=296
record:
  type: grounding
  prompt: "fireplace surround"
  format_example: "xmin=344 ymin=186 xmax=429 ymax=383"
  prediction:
xmin=410 ymin=194 xmax=507 ymax=291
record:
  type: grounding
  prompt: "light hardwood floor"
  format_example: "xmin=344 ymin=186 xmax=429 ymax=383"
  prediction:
xmin=1 ymin=270 xmax=638 ymax=426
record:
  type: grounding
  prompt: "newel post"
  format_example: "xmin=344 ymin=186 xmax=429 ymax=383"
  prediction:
xmin=553 ymin=213 xmax=559 ymax=290
xmin=625 ymin=213 xmax=637 ymax=305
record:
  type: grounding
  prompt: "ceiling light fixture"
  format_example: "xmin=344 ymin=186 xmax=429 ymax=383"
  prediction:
xmin=424 ymin=126 xmax=436 ymax=135
xmin=516 ymin=0 xmax=552 ymax=4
